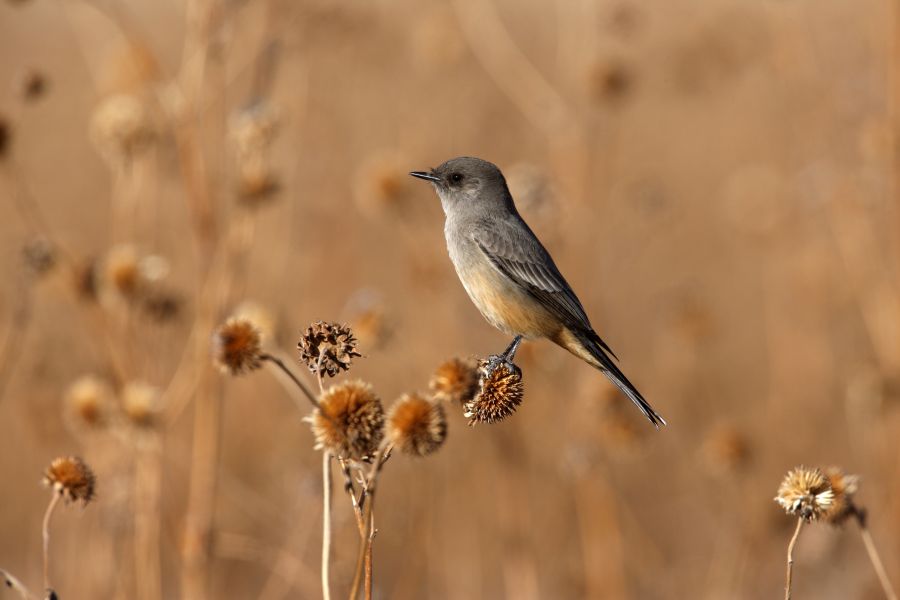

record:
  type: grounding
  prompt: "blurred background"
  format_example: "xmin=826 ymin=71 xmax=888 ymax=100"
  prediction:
xmin=1 ymin=0 xmax=899 ymax=598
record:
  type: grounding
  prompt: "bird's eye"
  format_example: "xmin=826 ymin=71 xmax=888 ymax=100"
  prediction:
xmin=449 ymin=172 xmax=463 ymax=184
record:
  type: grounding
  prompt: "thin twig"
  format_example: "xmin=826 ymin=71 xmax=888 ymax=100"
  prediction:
xmin=260 ymin=353 xmax=319 ymax=409
xmin=784 ymin=518 xmax=804 ymax=600
xmin=321 ymin=452 xmax=333 ymax=600
xmin=857 ymin=520 xmax=898 ymax=600
xmin=1 ymin=568 xmax=38 ymax=600
xmin=42 ymin=493 xmax=62 ymax=592
xmin=348 ymin=444 xmax=391 ymax=600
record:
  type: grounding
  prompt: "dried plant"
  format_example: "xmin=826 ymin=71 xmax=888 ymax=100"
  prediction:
xmin=309 ymin=380 xmax=384 ymax=461
xmin=211 ymin=317 xmax=264 ymax=376
xmin=41 ymin=457 xmax=96 ymax=596
xmin=387 ymin=393 xmax=447 ymax=456
xmin=297 ymin=321 xmax=361 ymax=378
xmin=429 ymin=357 xmax=479 ymax=404
xmin=464 ymin=358 xmax=524 ymax=425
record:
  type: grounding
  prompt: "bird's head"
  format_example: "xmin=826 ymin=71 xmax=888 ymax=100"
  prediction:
xmin=410 ymin=156 xmax=512 ymax=216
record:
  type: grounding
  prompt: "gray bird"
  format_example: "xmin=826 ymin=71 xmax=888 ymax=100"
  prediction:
xmin=410 ymin=156 xmax=665 ymax=427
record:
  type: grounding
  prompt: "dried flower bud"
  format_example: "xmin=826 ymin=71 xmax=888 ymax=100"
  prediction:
xmin=429 ymin=357 xmax=479 ymax=404
xmin=464 ymin=359 xmax=524 ymax=425
xmin=775 ymin=466 xmax=835 ymax=522
xmin=65 ymin=375 xmax=114 ymax=429
xmin=309 ymin=380 xmax=384 ymax=460
xmin=212 ymin=318 xmax=263 ymax=376
xmin=90 ymin=93 xmax=155 ymax=165
xmin=18 ymin=69 xmax=47 ymax=102
xmin=121 ymin=381 xmax=162 ymax=428
xmin=823 ymin=467 xmax=860 ymax=525
xmin=102 ymin=245 xmax=142 ymax=299
xmin=297 ymin=321 xmax=361 ymax=378
xmin=43 ymin=456 xmax=96 ymax=505
xmin=21 ymin=236 xmax=56 ymax=276
xmin=387 ymin=393 xmax=447 ymax=456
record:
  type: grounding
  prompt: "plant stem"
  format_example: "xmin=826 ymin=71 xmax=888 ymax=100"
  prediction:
xmin=1 ymin=568 xmax=38 ymax=600
xmin=260 ymin=353 xmax=319 ymax=409
xmin=42 ymin=492 xmax=62 ymax=591
xmin=321 ymin=452 xmax=333 ymax=600
xmin=348 ymin=445 xmax=390 ymax=600
xmin=858 ymin=522 xmax=898 ymax=600
xmin=784 ymin=517 xmax=804 ymax=600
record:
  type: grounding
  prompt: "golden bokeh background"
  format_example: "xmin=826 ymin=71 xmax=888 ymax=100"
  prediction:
xmin=1 ymin=0 xmax=898 ymax=598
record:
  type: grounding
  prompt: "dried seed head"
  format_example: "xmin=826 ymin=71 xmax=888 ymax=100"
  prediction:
xmin=102 ymin=245 xmax=142 ymax=299
xmin=141 ymin=289 xmax=182 ymax=323
xmin=387 ymin=393 xmax=447 ymax=457
xmin=212 ymin=318 xmax=263 ymax=376
xmin=65 ymin=375 xmax=114 ymax=429
xmin=230 ymin=103 xmax=280 ymax=207
xmin=775 ymin=466 xmax=835 ymax=522
xmin=73 ymin=257 xmax=99 ymax=302
xmin=237 ymin=160 xmax=280 ymax=205
xmin=464 ymin=359 xmax=524 ymax=425
xmin=310 ymin=380 xmax=384 ymax=460
xmin=21 ymin=236 xmax=57 ymax=276
xmin=19 ymin=69 xmax=47 ymax=102
xmin=587 ymin=57 xmax=634 ymax=105
xmin=121 ymin=381 xmax=162 ymax=428
xmin=353 ymin=153 xmax=413 ymax=217
xmin=429 ymin=357 xmax=479 ymax=404
xmin=823 ymin=467 xmax=860 ymax=525
xmin=43 ymin=456 xmax=96 ymax=505
xmin=297 ymin=321 xmax=361 ymax=378
xmin=90 ymin=93 xmax=155 ymax=165
xmin=702 ymin=424 xmax=751 ymax=474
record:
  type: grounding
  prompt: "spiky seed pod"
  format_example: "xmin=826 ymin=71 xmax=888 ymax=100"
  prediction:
xmin=121 ymin=381 xmax=162 ymax=428
xmin=387 ymin=393 xmax=447 ymax=457
xmin=232 ymin=301 xmax=277 ymax=344
xmin=429 ymin=357 xmax=479 ymax=404
xmin=297 ymin=321 xmax=361 ymax=378
xmin=309 ymin=380 xmax=384 ymax=460
xmin=464 ymin=359 xmax=524 ymax=425
xmin=823 ymin=467 xmax=861 ymax=525
xmin=775 ymin=466 xmax=835 ymax=522
xmin=65 ymin=375 xmax=114 ymax=429
xmin=212 ymin=318 xmax=263 ymax=376
xmin=43 ymin=456 xmax=96 ymax=506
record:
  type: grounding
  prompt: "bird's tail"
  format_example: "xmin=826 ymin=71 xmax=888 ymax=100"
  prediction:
xmin=562 ymin=328 xmax=666 ymax=428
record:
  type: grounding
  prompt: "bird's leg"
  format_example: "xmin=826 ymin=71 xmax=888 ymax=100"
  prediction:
xmin=501 ymin=335 xmax=523 ymax=362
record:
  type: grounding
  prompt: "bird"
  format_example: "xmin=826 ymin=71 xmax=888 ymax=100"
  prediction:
xmin=410 ymin=156 xmax=665 ymax=427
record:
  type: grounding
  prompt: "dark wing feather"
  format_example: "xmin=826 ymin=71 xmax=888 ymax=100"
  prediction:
xmin=472 ymin=224 xmax=619 ymax=360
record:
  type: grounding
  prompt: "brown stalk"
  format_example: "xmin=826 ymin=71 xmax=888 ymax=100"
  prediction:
xmin=321 ymin=452 xmax=333 ymax=600
xmin=0 ymin=568 xmax=37 ymax=600
xmin=854 ymin=512 xmax=898 ymax=600
xmin=42 ymin=492 xmax=62 ymax=592
xmin=784 ymin=517 xmax=803 ymax=600
xmin=348 ymin=444 xmax=391 ymax=600
xmin=134 ymin=437 xmax=163 ymax=600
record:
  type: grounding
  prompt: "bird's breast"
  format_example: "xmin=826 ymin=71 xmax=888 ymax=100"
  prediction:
xmin=450 ymin=248 xmax=558 ymax=339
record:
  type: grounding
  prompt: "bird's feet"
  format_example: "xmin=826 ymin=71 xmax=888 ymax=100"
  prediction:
xmin=485 ymin=335 xmax=523 ymax=373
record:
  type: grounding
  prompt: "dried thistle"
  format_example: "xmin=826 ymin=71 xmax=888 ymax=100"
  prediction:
xmin=65 ymin=375 xmax=114 ymax=429
xmin=102 ymin=245 xmax=142 ymax=299
xmin=18 ymin=69 xmax=47 ymax=102
xmin=141 ymin=289 xmax=182 ymax=322
xmin=21 ymin=236 xmax=57 ymax=276
xmin=90 ymin=93 xmax=155 ymax=165
xmin=121 ymin=381 xmax=162 ymax=428
xmin=387 ymin=393 xmax=447 ymax=456
xmin=43 ymin=456 xmax=96 ymax=505
xmin=823 ymin=467 xmax=860 ymax=525
xmin=464 ymin=359 xmax=524 ymax=425
xmin=775 ymin=466 xmax=835 ymax=522
xmin=309 ymin=380 xmax=384 ymax=460
xmin=297 ymin=321 xmax=361 ymax=378
xmin=212 ymin=318 xmax=263 ymax=376
xmin=429 ymin=357 xmax=479 ymax=404
xmin=230 ymin=103 xmax=280 ymax=206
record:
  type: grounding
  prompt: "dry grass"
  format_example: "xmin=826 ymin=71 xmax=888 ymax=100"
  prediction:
xmin=0 ymin=0 xmax=899 ymax=598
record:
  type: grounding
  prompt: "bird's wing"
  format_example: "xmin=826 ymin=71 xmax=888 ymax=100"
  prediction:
xmin=472 ymin=222 xmax=593 ymax=331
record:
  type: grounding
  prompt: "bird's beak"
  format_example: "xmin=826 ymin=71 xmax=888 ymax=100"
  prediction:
xmin=409 ymin=170 xmax=441 ymax=183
